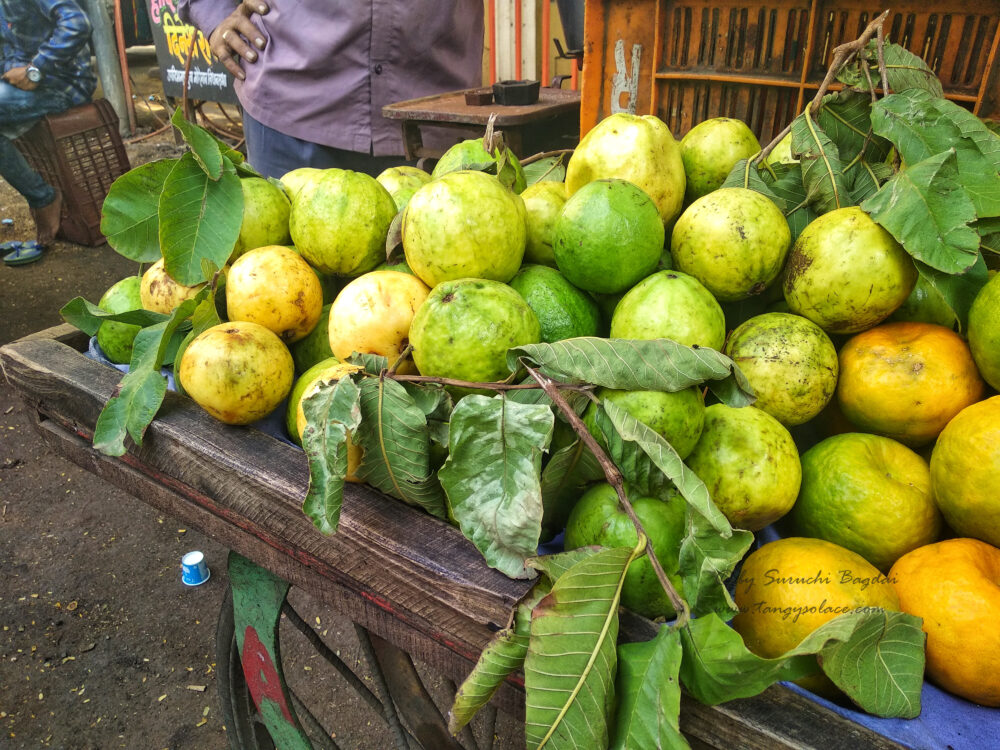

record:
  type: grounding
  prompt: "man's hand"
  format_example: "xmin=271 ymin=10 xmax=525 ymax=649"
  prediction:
xmin=2 ymin=67 xmax=40 ymax=91
xmin=208 ymin=0 xmax=271 ymax=81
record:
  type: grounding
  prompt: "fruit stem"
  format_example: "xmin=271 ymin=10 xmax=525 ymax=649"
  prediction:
xmin=753 ymin=9 xmax=890 ymax=166
xmin=523 ymin=364 xmax=691 ymax=626
xmin=519 ymin=149 xmax=574 ymax=166
xmin=389 ymin=372 xmax=595 ymax=393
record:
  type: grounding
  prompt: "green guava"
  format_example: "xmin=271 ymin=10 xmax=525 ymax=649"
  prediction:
xmin=724 ymin=312 xmax=839 ymax=426
xmin=509 ymin=264 xmax=601 ymax=342
xmin=279 ymin=167 xmax=325 ymax=201
xmin=583 ymin=386 xmax=705 ymax=459
xmin=552 ymin=178 xmax=664 ymax=294
xmin=409 ymin=278 xmax=540 ymax=383
xmin=520 ymin=181 xmax=566 ymax=266
xmin=290 ymin=169 xmax=397 ymax=276
xmin=564 ymin=482 xmax=686 ymax=618
xmin=231 ymin=177 xmax=293 ymax=260
xmin=671 ymin=187 xmax=791 ymax=302
xmin=376 ymin=166 xmax=432 ymax=212
xmin=431 ymin=137 xmax=527 ymax=193
xmin=783 ymin=207 xmax=917 ymax=334
xmin=290 ymin=303 xmax=334 ymax=373
xmin=968 ymin=272 xmax=1000 ymax=391
xmin=402 ymin=170 xmax=527 ymax=287
xmin=96 ymin=275 xmax=143 ymax=364
xmin=685 ymin=404 xmax=801 ymax=531
xmin=610 ymin=270 xmax=726 ymax=350
xmin=566 ymin=113 xmax=687 ymax=227
xmin=680 ymin=117 xmax=761 ymax=202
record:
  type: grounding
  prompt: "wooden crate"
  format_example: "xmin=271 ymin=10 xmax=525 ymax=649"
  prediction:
xmin=580 ymin=0 xmax=1000 ymax=142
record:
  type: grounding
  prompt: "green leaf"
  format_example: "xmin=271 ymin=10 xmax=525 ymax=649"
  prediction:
xmin=354 ymin=377 xmax=448 ymax=519
xmin=401 ymin=382 xmax=453 ymax=421
xmin=301 ymin=376 xmax=363 ymax=535
xmin=60 ymin=296 xmax=167 ymax=337
xmin=612 ymin=627 xmax=688 ymax=750
xmin=159 ymin=153 xmax=243 ymax=286
xmin=977 ymin=216 xmax=1000 ymax=255
xmin=92 ymin=297 xmax=199 ymax=456
xmin=912 ymin=256 xmax=988 ymax=333
xmin=598 ymin=400 xmax=731 ymax=534
xmin=846 ymin=159 xmax=893 ymax=205
xmin=523 ymin=156 xmax=566 ymax=186
xmin=539 ymin=439 xmax=604 ymax=539
xmin=448 ymin=579 xmax=551 ymax=734
xmin=816 ymin=90 xmax=891 ymax=165
xmin=524 ymin=543 xmax=644 ymax=749
xmin=347 ymin=352 xmax=390 ymax=376
xmin=170 ymin=108 xmax=224 ymax=180
xmin=509 ymin=338 xmax=755 ymax=407
xmin=871 ymin=89 xmax=1000 ymax=220
xmin=438 ymin=395 xmax=553 ymax=579
xmin=679 ymin=609 xmax=925 ymax=718
xmin=791 ymin=109 xmax=853 ymax=214
xmin=528 ymin=546 xmax=604 ymax=584
xmin=862 ymin=150 xmax=980 ymax=274
xmin=878 ymin=43 xmax=944 ymax=98
xmin=677 ymin=505 xmax=753 ymax=618
xmin=818 ymin=610 xmax=925 ymax=718
xmin=100 ymin=159 xmax=177 ymax=262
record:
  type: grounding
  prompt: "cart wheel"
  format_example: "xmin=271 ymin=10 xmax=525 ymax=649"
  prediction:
xmin=216 ymin=554 xmax=498 ymax=750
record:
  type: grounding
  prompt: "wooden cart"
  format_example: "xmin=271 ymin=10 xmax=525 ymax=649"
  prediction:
xmin=0 ymin=326 xmax=906 ymax=749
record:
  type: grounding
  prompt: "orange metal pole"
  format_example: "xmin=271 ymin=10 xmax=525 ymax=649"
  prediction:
xmin=113 ymin=0 xmax=137 ymax=134
xmin=571 ymin=56 xmax=579 ymax=90
xmin=489 ymin=0 xmax=497 ymax=84
xmin=515 ymin=0 xmax=523 ymax=80
xmin=541 ymin=0 xmax=551 ymax=85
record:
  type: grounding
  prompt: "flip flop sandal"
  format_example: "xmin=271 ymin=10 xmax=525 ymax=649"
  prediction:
xmin=2 ymin=241 xmax=44 ymax=266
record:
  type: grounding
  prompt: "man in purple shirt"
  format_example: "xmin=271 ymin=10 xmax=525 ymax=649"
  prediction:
xmin=178 ymin=0 xmax=484 ymax=178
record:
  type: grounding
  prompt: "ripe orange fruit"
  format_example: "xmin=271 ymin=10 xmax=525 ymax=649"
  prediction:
xmin=890 ymin=538 xmax=1000 ymax=706
xmin=836 ymin=321 xmax=984 ymax=446
xmin=733 ymin=537 xmax=900 ymax=695
xmin=930 ymin=396 xmax=1000 ymax=547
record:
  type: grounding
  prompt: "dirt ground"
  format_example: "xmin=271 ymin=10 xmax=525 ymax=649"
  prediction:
xmin=1 ymin=49 xmax=519 ymax=750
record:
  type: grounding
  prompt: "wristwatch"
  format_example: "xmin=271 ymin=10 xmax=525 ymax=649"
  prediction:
xmin=26 ymin=65 xmax=42 ymax=83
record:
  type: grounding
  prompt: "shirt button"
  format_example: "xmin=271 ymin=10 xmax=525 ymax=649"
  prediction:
xmin=373 ymin=64 xmax=383 ymax=75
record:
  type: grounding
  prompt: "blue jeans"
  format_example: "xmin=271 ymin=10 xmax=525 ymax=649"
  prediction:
xmin=242 ymin=111 xmax=414 ymax=179
xmin=0 ymin=81 xmax=85 ymax=208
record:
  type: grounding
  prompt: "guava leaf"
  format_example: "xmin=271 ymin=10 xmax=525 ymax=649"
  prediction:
xmin=840 ymin=41 xmax=943 ymax=98
xmin=448 ymin=579 xmax=551 ymax=734
xmin=977 ymin=216 xmax=1000 ymax=256
xmin=509 ymin=338 xmax=755 ymax=407
xmin=402 ymin=382 xmax=453 ymax=422
xmin=354 ymin=377 xmax=448 ymax=520
xmin=862 ymin=150 xmax=980 ymax=274
xmin=347 ymin=352 xmax=389 ymax=376
xmin=159 ymin=152 xmax=243 ymax=286
xmin=871 ymin=89 xmax=1000 ymax=220
xmin=438 ymin=395 xmax=553 ymax=579
xmin=170 ymin=108 xmax=223 ymax=180
xmin=612 ymin=627 xmax=688 ymax=750
xmin=385 ymin=210 xmax=404 ymax=261
xmin=60 ymin=296 xmax=168 ymax=337
xmin=677 ymin=505 xmax=753 ymax=618
xmin=816 ymin=89 xmax=891 ymax=166
xmin=679 ymin=609 xmax=925 ymax=718
xmin=818 ymin=610 xmax=925 ymax=718
xmin=846 ymin=159 xmax=893 ymax=205
xmin=595 ymin=400 xmax=731 ymax=534
xmin=912 ymin=256 xmax=988 ymax=333
xmin=301 ymin=376 xmax=363 ymax=535
xmin=523 ymin=156 xmax=566 ymax=186
xmin=92 ymin=296 xmax=200 ymax=456
xmin=791 ymin=109 xmax=853 ymax=214
xmin=100 ymin=159 xmax=177 ymax=262
xmin=528 ymin=546 xmax=604 ymax=584
xmin=524 ymin=542 xmax=643 ymax=749
xmin=539 ymin=438 xmax=604 ymax=540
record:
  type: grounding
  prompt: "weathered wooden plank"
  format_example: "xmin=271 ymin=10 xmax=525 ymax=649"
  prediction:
xmin=1 ymin=337 xmax=533 ymax=645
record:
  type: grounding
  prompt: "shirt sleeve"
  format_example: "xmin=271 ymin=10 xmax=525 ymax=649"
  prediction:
xmin=177 ymin=0 xmax=239 ymax=40
xmin=30 ymin=0 xmax=92 ymax=74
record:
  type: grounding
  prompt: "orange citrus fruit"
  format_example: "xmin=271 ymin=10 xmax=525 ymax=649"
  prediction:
xmin=929 ymin=396 xmax=1000 ymax=547
xmin=890 ymin=538 xmax=1000 ymax=706
xmin=733 ymin=537 xmax=900 ymax=695
xmin=836 ymin=321 xmax=984 ymax=446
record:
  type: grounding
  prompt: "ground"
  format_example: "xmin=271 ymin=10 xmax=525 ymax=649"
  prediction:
xmin=0 ymin=50 xmax=518 ymax=750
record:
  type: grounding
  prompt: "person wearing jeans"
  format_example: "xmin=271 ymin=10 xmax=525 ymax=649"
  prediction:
xmin=0 ymin=0 xmax=96 ymax=246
